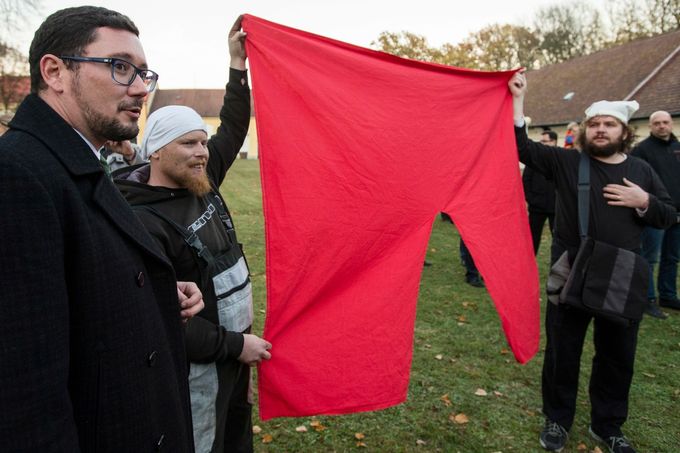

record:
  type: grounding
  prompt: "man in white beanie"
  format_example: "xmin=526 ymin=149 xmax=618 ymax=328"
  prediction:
xmin=509 ymin=70 xmax=676 ymax=453
xmin=115 ymin=16 xmax=271 ymax=453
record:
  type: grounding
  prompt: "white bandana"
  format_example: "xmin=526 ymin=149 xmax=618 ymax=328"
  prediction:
xmin=141 ymin=105 xmax=208 ymax=160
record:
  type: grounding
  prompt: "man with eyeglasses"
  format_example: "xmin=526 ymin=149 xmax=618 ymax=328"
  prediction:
xmin=0 ymin=6 xmax=202 ymax=452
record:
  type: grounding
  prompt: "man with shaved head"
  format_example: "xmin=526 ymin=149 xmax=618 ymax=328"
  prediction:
xmin=633 ymin=111 xmax=680 ymax=318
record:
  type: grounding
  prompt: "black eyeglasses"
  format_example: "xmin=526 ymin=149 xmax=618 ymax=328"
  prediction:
xmin=60 ymin=56 xmax=159 ymax=93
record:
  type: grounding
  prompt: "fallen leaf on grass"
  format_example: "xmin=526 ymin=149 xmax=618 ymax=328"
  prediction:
xmin=440 ymin=394 xmax=452 ymax=406
xmin=493 ymin=391 xmax=503 ymax=397
xmin=355 ymin=433 xmax=365 ymax=440
xmin=435 ymin=354 xmax=443 ymax=360
xmin=500 ymin=348 xmax=510 ymax=355
xmin=474 ymin=388 xmax=488 ymax=396
xmin=592 ymin=447 xmax=603 ymax=453
xmin=356 ymin=441 xmax=367 ymax=448
xmin=457 ymin=315 xmax=467 ymax=323
xmin=252 ymin=425 xmax=262 ymax=434
xmin=416 ymin=439 xmax=427 ymax=446
xmin=295 ymin=425 xmax=308 ymax=432
xmin=449 ymin=412 xmax=469 ymax=424
xmin=310 ymin=420 xmax=326 ymax=432
xmin=576 ymin=441 xmax=587 ymax=450
xmin=642 ymin=372 xmax=656 ymax=378
xmin=262 ymin=434 xmax=273 ymax=444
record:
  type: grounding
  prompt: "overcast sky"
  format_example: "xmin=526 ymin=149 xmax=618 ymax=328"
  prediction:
xmin=16 ymin=0 xmax=607 ymax=88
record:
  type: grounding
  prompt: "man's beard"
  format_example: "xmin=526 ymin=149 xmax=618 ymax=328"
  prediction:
xmin=73 ymin=76 xmax=140 ymax=141
xmin=174 ymin=169 xmax=212 ymax=197
xmin=583 ymin=136 xmax=624 ymax=157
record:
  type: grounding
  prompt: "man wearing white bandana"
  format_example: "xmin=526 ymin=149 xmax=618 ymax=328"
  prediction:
xmin=509 ymin=70 xmax=676 ymax=453
xmin=115 ymin=16 xmax=271 ymax=453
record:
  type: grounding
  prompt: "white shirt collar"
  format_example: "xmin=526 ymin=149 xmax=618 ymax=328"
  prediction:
xmin=73 ymin=128 xmax=102 ymax=159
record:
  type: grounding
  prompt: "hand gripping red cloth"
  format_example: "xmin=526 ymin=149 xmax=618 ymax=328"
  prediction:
xmin=243 ymin=15 xmax=539 ymax=420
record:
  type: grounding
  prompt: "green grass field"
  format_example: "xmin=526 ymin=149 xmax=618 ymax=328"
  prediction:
xmin=221 ymin=159 xmax=680 ymax=453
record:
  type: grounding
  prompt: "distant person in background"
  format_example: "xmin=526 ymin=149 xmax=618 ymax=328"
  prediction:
xmin=523 ymin=130 xmax=558 ymax=255
xmin=102 ymin=139 xmax=145 ymax=172
xmin=632 ymin=110 xmax=680 ymax=319
xmin=564 ymin=122 xmax=580 ymax=149
xmin=440 ymin=213 xmax=484 ymax=287
xmin=459 ymin=239 xmax=483 ymax=287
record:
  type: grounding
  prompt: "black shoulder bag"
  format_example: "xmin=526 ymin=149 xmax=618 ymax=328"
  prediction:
xmin=558 ymin=152 xmax=648 ymax=325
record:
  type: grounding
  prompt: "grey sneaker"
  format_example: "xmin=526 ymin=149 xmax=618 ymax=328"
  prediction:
xmin=645 ymin=299 xmax=668 ymax=319
xmin=589 ymin=426 xmax=637 ymax=453
xmin=539 ymin=419 xmax=568 ymax=451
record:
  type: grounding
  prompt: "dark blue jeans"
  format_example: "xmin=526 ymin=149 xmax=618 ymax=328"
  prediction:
xmin=459 ymin=239 xmax=479 ymax=279
xmin=640 ymin=224 xmax=680 ymax=300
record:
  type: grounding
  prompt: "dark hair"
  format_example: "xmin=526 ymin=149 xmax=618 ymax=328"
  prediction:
xmin=541 ymin=130 xmax=558 ymax=142
xmin=29 ymin=6 xmax=139 ymax=93
xmin=577 ymin=119 xmax=636 ymax=153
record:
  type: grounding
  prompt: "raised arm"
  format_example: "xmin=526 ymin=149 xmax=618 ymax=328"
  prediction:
xmin=206 ymin=15 xmax=252 ymax=186
xmin=508 ymin=69 xmax=527 ymax=124
xmin=508 ymin=70 xmax=567 ymax=180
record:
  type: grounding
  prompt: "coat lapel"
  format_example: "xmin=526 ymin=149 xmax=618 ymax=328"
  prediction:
xmin=9 ymin=95 xmax=172 ymax=267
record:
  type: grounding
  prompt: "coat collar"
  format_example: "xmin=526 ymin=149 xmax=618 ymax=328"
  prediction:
xmin=10 ymin=94 xmax=174 ymax=269
xmin=646 ymin=132 xmax=678 ymax=146
xmin=9 ymin=94 xmax=104 ymax=177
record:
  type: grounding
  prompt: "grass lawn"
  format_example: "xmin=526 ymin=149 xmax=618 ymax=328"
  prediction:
xmin=221 ymin=159 xmax=680 ymax=453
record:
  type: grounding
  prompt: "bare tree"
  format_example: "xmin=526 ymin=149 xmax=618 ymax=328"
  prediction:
xmin=373 ymin=0 xmax=676 ymax=73
xmin=534 ymin=2 xmax=607 ymax=64
xmin=648 ymin=0 xmax=680 ymax=33
xmin=371 ymin=31 xmax=442 ymax=62
xmin=457 ymin=24 xmax=541 ymax=71
xmin=0 ymin=0 xmax=42 ymax=42
xmin=0 ymin=42 xmax=29 ymax=112
xmin=0 ymin=1 xmax=41 ymax=113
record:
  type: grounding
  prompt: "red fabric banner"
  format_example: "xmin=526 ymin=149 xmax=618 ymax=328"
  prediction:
xmin=243 ymin=15 xmax=539 ymax=420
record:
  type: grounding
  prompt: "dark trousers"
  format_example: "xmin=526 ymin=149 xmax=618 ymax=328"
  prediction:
xmin=541 ymin=301 xmax=640 ymax=437
xmin=215 ymin=361 xmax=253 ymax=453
xmin=528 ymin=211 xmax=555 ymax=255
xmin=459 ymin=239 xmax=479 ymax=278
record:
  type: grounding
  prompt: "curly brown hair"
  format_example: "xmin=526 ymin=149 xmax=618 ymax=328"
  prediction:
xmin=577 ymin=119 xmax=637 ymax=154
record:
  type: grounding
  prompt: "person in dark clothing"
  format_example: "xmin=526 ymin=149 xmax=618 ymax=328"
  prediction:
xmin=116 ymin=17 xmax=271 ymax=453
xmin=509 ymin=70 xmax=676 ymax=453
xmin=459 ymin=239 xmax=483 ymax=287
xmin=102 ymin=139 xmax=145 ymax=172
xmin=523 ymin=130 xmax=558 ymax=255
xmin=632 ymin=111 xmax=680 ymax=319
xmin=0 ymin=6 xmax=203 ymax=452
xmin=440 ymin=213 xmax=484 ymax=287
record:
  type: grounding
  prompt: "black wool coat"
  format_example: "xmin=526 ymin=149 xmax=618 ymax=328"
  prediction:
xmin=0 ymin=94 xmax=194 ymax=453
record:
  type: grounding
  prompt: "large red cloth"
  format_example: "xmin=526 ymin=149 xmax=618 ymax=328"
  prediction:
xmin=243 ymin=15 xmax=539 ymax=420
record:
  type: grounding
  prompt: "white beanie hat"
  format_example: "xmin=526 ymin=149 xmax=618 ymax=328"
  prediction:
xmin=584 ymin=100 xmax=639 ymax=125
xmin=141 ymin=105 xmax=209 ymax=160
